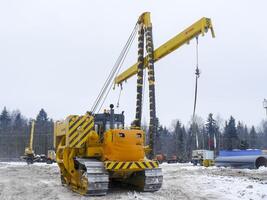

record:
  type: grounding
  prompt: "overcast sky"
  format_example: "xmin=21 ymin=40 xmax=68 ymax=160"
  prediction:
xmin=0 ymin=1 xmax=266 ymax=128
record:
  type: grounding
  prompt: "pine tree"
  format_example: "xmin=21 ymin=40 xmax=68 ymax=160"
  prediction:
xmin=240 ymin=140 xmax=249 ymax=150
xmin=174 ymin=121 xmax=186 ymax=161
xmin=249 ymin=126 xmax=257 ymax=149
xmin=236 ymin=122 xmax=249 ymax=149
xmin=187 ymin=122 xmax=200 ymax=159
xmin=36 ymin=108 xmax=48 ymax=122
xmin=244 ymin=125 xmax=249 ymax=143
xmin=155 ymin=125 xmax=163 ymax=154
xmin=159 ymin=126 xmax=171 ymax=157
xmin=35 ymin=108 xmax=50 ymax=135
xmin=199 ymin=126 xmax=206 ymax=149
xmin=259 ymin=120 xmax=267 ymax=149
xmin=14 ymin=112 xmax=23 ymax=129
xmin=223 ymin=116 xmax=239 ymax=150
xmin=0 ymin=107 xmax=11 ymax=134
xmin=236 ymin=121 xmax=243 ymax=139
xmin=205 ymin=113 xmax=219 ymax=151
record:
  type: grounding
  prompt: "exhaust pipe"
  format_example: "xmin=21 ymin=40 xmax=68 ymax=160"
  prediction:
xmin=110 ymin=104 xmax=115 ymax=129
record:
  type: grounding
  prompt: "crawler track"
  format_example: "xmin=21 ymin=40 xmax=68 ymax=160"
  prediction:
xmin=75 ymin=159 xmax=109 ymax=196
xmin=142 ymin=168 xmax=163 ymax=192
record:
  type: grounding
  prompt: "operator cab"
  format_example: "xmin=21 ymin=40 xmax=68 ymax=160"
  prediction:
xmin=94 ymin=104 xmax=125 ymax=138
xmin=95 ymin=105 xmax=145 ymax=161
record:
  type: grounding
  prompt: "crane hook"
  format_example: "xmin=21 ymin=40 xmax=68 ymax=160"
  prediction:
xmin=116 ymin=84 xmax=123 ymax=108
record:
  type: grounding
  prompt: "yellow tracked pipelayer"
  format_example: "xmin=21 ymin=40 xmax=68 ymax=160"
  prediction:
xmin=54 ymin=12 xmax=214 ymax=196
xmin=54 ymin=106 xmax=162 ymax=195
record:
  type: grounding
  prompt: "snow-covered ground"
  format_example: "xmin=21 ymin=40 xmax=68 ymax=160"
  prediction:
xmin=0 ymin=162 xmax=266 ymax=200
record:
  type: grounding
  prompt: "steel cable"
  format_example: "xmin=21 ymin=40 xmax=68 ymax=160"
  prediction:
xmin=91 ymin=23 xmax=138 ymax=113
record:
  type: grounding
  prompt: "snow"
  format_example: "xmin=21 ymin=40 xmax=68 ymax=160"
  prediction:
xmin=0 ymin=162 xmax=266 ymax=200
xmin=0 ymin=162 xmax=58 ymax=169
xmin=162 ymin=163 xmax=267 ymax=200
xmin=0 ymin=162 xmax=27 ymax=168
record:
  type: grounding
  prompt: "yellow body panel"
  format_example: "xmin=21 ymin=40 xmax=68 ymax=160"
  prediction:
xmin=86 ymin=146 xmax=102 ymax=157
xmin=103 ymin=129 xmax=145 ymax=161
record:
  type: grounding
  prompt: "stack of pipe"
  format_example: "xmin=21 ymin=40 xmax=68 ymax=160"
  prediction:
xmin=215 ymin=150 xmax=267 ymax=169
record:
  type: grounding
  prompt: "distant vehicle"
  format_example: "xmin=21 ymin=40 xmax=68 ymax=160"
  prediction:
xmin=21 ymin=120 xmax=56 ymax=164
xmin=35 ymin=154 xmax=47 ymax=162
xmin=22 ymin=121 xmax=36 ymax=164
xmin=155 ymin=154 xmax=166 ymax=164
xmin=155 ymin=154 xmax=179 ymax=164
xmin=46 ymin=150 xmax=56 ymax=164
xmin=166 ymin=155 xmax=178 ymax=164
xmin=191 ymin=150 xmax=214 ymax=167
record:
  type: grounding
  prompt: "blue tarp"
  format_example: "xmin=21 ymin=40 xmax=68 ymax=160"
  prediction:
xmin=219 ymin=150 xmax=262 ymax=157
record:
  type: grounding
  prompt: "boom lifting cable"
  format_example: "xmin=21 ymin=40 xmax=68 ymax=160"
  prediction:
xmin=91 ymin=24 xmax=137 ymax=113
xmin=116 ymin=37 xmax=147 ymax=111
xmin=91 ymin=23 xmax=138 ymax=114
xmin=97 ymin=32 xmax=136 ymax=114
xmin=96 ymin=25 xmax=138 ymax=113
xmin=193 ymin=36 xmax=200 ymax=149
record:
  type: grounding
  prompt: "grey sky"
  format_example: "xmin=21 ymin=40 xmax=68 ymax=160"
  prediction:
xmin=0 ymin=1 xmax=266 ymax=127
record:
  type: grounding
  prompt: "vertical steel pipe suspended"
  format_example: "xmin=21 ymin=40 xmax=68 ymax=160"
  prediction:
xmin=133 ymin=23 xmax=145 ymax=128
xmin=145 ymin=25 xmax=157 ymax=159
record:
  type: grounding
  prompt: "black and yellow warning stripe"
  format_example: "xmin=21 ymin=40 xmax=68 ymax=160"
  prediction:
xmin=68 ymin=115 xmax=78 ymax=127
xmin=104 ymin=161 xmax=159 ymax=171
xmin=68 ymin=116 xmax=87 ymax=137
xmin=70 ymin=120 xmax=94 ymax=148
xmin=68 ymin=116 xmax=92 ymax=142
xmin=67 ymin=115 xmax=94 ymax=148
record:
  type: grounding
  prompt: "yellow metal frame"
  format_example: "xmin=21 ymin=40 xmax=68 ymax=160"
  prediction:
xmin=138 ymin=12 xmax=151 ymax=27
xmin=115 ymin=17 xmax=215 ymax=84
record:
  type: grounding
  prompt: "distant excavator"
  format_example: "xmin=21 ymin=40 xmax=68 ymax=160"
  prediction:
xmin=22 ymin=120 xmax=56 ymax=164
xmin=23 ymin=120 xmax=35 ymax=164
xmin=54 ymin=12 xmax=214 ymax=196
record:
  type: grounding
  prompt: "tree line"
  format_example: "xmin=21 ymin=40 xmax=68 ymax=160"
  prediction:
xmin=152 ymin=113 xmax=267 ymax=161
xmin=0 ymin=107 xmax=267 ymax=161
xmin=0 ymin=107 xmax=53 ymax=160
xmin=0 ymin=107 xmax=53 ymax=135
